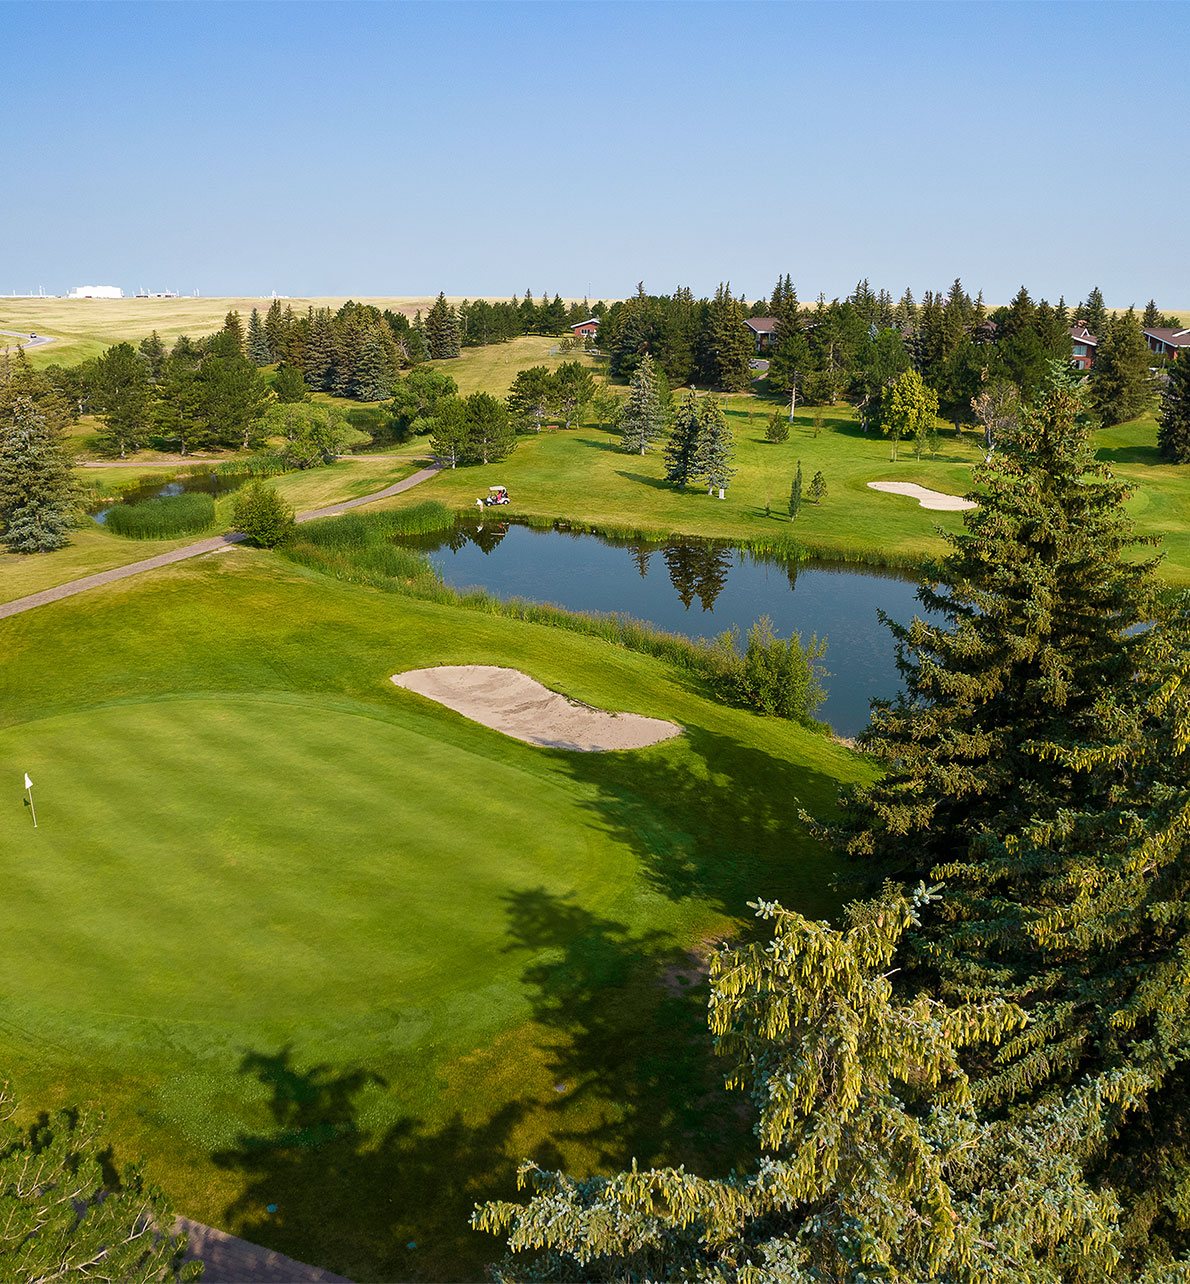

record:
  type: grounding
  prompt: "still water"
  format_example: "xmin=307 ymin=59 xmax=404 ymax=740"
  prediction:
xmin=400 ymin=521 xmax=932 ymax=738
xmin=91 ymin=469 xmax=247 ymax=523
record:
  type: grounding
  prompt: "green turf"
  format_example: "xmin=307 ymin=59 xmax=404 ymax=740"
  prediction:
xmin=0 ymin=550 xmax=868 ymax=1280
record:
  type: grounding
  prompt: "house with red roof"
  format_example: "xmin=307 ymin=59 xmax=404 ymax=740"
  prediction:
xmin=570 ymin=318 xmax=599 ymax=339
xmin=1142 ymin=326 xmax=1190 ymax=362
xmin=1069 ymin=324 xmax=1098 ymax=371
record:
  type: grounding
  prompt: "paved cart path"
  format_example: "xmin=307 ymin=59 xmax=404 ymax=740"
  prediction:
xmin=0 ymin=327 xmax=57 ymax=349
xmin=0 ymin=464 xmax=443 ymax=621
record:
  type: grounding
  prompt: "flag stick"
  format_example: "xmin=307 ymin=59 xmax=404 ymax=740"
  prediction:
xmin=23 ymin=773 xmax=36 ymax=828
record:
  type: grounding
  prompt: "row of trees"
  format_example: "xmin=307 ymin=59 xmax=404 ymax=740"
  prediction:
xmin=475 ymin=362 xmax=1190 ymax=1280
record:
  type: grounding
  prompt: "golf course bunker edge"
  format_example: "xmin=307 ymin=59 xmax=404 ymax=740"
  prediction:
xmin=391 ymin=665 xmax=683 ymax=752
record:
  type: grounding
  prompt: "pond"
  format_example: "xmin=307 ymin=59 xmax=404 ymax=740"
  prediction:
xmin=397 ymin=521 xmax=935 ymax=738
xmin=91 ymin=469 xmax=247 ymax=523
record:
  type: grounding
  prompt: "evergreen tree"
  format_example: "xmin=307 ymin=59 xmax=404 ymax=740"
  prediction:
xmin=692 ymin=395 xmax=736 ymax=495
xmin=663 ymin=390 xmax=701 ymax=487
xmin=353 ymin=335 xmax=394 ymax=401
xmin=1079 ymin=284 xmax=1108 ymax=336
xmin=765 ymin=410 xmax=789 ymax=443
xmin=789 ymin=460 xmax=802 ymax=520
xmin=137 ymin=330 xmax=167 ymax=382
xmin=425 ymin=292 xmax=462 ymax=359
xmin=1091 ymin=308 xmax=1154 ymax=426
xmin=618 ymin=353 xmax=667 ymax=455
xmin=0 ymin=394 xmax=78 ymax=552
xmin=220 ymin=309 xmax=245 ymax=356
xmin=246 ymin=308 xmax=271 ymax=366
xmin=303 ymin=308 xmax=335 ymax=390
xmin=265 ymin=298 xmax=286 ymax=360
xmin=1157 ymin=347 xmax=1190 ymax=463
xmin=1143 ymin=299 xmax=1161 ymax=329
xmin=93 ymin=341 xmax=153 ymax=457
xmin=273 ymin=363 xmax=308 ymax=404
xmin=698 ymin=283 xmax=754 ymax=390
xmin=808 ymin=469 xmax=826 ymax=503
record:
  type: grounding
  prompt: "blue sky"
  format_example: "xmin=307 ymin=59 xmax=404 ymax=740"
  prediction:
xmin=3 ymin=1 xmax=1186 ymax=307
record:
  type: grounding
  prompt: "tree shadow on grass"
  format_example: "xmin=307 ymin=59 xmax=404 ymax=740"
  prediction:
xmin=211 ymin=891 xmax=752 ymax=1283
xmin=614 ymin=469 xmax=671 ymax=491
xmin=1097 ymin=443 xmax=1164 ymax=465
xmin=560 ymin=723 xmax=848 ymax=923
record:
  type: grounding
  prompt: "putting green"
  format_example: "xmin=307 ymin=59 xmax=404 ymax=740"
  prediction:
xmin=0 ymin=695 xmax=637 ymax=1066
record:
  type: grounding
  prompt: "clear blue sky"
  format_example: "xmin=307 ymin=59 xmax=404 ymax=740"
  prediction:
xmin=3 ymin=1 xmax=1186 ymax=308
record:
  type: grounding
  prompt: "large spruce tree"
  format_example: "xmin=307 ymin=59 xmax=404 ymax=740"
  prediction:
xmin=1158 ymin=346 xmax=1190 ymax=463
xmin=827 ymin=363 xmax=1190 ymax=1257
xmin=0 ymin=387 xmax=78 ymax=553
xmin=618 ymin=353 xmax=668 ymax=455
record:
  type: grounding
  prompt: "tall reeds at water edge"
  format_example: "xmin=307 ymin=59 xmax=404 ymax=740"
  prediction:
xmin=102 ymin=493 xmax=216 ymax=539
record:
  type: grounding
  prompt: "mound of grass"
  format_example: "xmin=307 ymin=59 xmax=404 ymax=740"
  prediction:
xmin=102 ymin=491 xmax=216 ymax=539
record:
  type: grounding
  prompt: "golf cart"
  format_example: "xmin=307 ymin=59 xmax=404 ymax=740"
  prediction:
xmin=485 ymin=485 xmax=510 ymax=506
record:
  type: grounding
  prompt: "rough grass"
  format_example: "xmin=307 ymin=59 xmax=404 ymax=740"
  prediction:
xmin=0 ymin=550 xmax=870 ymax=1281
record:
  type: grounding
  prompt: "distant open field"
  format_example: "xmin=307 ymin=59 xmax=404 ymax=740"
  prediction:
xmin=0 ymin=296 xmax=596 ymax=369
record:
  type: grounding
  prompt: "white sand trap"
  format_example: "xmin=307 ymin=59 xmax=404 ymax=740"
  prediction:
xmin=867 ymin=481 xmax=976 ymax=511
xmin=391 ymin=665 xmax=683 ymax=752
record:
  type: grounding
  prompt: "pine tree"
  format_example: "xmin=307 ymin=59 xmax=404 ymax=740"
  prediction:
xmin=429 ymin=396 xmax=469 ymax=468
xmin=1079 ymin=284 xmax=1108 ymax=335
xmin=1158 ymin=347 xmax=1190 ymax=462
xmin=692 ymin=395 xmax=736 ymax=495
xmin=220 ymin=309 xmax=245 ymax=356
xmin=425 ymin=292 xmax=461 ymax=359
xmin=0 ymin=392 xmax=78 ymax=552
xmin=507 ymin=365 xmax=557 ymax=433
xmin=822 ymin=367 xmax=1190 ymax=1255
xmin=464 ymin=391 xmax=517 ymax=465
xmin=765 ymin=410 xmax=789 ymax=443
xmin=246 ymin=308 xmax=271 ymax=366
xmin=663 ymin=390 xmax=701 ymax=487
xmin=273 ymin=363 xmax=308 ymax=404
xmin=698 ymin=283 xmax=753 ymax=390
xmin=1143 ymin=299 xmax=1161 ymax=329
xmin=789 ymin=460 xmax=802 ymax=520
xmin=265 ymin=298 xmax=286 ymax=360
xmin=808 ymin=470 xmax=826 ymax=503
xmin=93 ymin=341 xmax=152 ymax=457
xmin=1091 ymin=308 xmax=1154 ymax=426
xmin=352 ymin=335 xmax=393 ymax=401
xmin=618 ymin=353 xmax=667 ymax=455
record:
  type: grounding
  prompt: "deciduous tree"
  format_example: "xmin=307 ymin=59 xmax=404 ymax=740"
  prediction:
xmin=552 ymin=361 xmax=595 ymax=429
xmin=506 ymin=365 xmax=557 ymax=433
xmin=883 ymin=368 xmax=939 ymax=462
xmin=232 ymin=479 xmax=295 ymax=547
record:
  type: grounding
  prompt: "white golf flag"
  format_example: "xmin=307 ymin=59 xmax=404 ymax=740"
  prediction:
xmin=24 ymin=773 xmax=32 ymax=789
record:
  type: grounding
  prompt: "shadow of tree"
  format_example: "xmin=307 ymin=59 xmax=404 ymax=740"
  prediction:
xmin=614 ymin=469 xmax=672 ymax=491
xmin=1097 ymin=443 xmax=1164 ymax=465
xmin=211 ymin=887 xmax=755 ymax=1282
xmin=561 ymin=723 xmax=847 ymax=922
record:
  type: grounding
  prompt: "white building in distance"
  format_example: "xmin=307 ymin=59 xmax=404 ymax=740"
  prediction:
xmin=68 ymin=285 xmax=123 ymax=299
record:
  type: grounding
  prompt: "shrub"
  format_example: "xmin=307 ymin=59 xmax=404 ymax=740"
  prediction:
xmin=709 ymin=615 xmax=826 ymax=721
xmin=103 ymin=492 xmax=216 ymax=539
xmin=232 ymin=480 xmax=295 ymax=547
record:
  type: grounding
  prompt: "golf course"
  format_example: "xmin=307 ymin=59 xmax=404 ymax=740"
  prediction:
xmin=1 ymin=300 xmax=1187 ymax=1280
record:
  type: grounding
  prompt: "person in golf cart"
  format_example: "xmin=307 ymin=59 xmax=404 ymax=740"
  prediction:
xmin=485 ymin=485 xmax=510 ymax=506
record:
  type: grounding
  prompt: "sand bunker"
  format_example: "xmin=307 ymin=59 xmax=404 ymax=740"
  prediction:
xmin=867 ymin=481 xmax=976 ymax=511
xmin=391 ymin=665 xmax=683 ymax=752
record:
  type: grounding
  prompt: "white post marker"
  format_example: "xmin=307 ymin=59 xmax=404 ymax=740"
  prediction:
xmin=23 ymin=773 xmax=36 ymax=828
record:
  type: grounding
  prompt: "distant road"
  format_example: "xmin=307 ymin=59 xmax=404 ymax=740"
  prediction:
xmin=0 ymin=327 xmax=56 ymax=349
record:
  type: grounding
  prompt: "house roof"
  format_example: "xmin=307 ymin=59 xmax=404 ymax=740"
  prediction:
xmin=1143 ymin=327 xmax=1190 ymax=347
xmin=571 ymin=318 xmax=599 ymax=330
xmin=744 ymin=317 xmax=778 ymax=334
xmin=1069 ymin=325 xmax=1099 ymax=345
